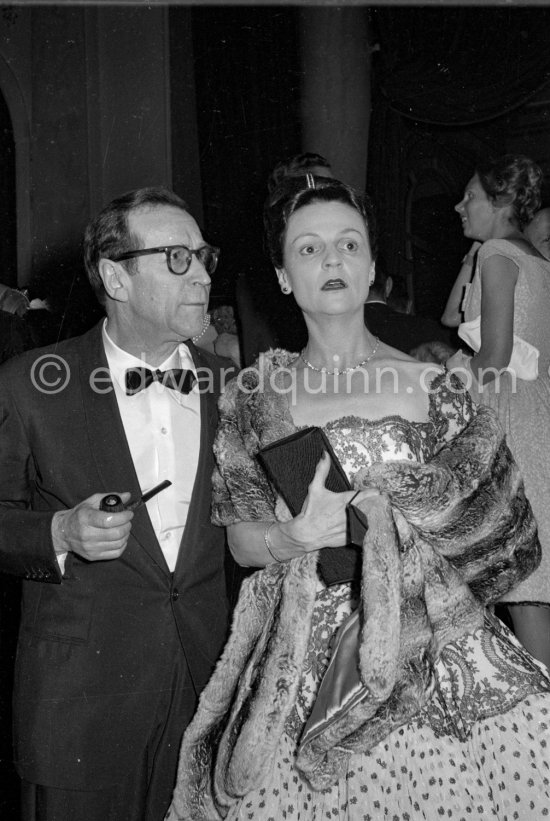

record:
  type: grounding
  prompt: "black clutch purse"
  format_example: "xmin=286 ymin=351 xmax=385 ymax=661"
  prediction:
xmin=257 ymin=427 xmax=367 ymax=585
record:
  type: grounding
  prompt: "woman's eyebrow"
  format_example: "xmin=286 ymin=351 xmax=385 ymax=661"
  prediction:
xmin=291 ymin=227 xmax=363 ymax=242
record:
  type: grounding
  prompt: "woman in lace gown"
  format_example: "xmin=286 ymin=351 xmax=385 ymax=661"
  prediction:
xmin=445 ymin=154 xmax=550 ymax=669
xmin=167 ymin=176 xmax=550 ymax=821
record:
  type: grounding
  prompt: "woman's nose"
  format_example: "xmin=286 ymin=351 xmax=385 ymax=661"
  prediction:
xmin=322 ymin=245 xmax=343 ymax=266
xmin=455 ymin=199 xmax=464 ymax=213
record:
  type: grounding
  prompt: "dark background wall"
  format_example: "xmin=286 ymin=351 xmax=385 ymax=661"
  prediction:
xmin=0 ymin=5 xmax=185 ymax=335
xmin=2 ymin=6 xmax=549 ymax=330
xmin=181 ymin=6 xmax=303 ymax=302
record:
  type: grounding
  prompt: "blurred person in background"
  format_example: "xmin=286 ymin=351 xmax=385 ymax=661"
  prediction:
xmin=445 ymin=154 xmax=550 ymax=669
xmin=364 ymin=262 xmax=453 ymax=354
xmin=523 ymin=205 xmax=550 ymax=261
xmin=0 ymin=282 xmax=30 ymax=317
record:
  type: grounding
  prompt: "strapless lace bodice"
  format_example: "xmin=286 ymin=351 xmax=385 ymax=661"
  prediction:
xmin=318 ymin=372 xmax=474 ymax=482
xmin=322 ymin=414 xmax=438 ymax=481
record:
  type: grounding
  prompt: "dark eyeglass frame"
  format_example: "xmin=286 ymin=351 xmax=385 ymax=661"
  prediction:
xmin=112 ymin=244 xmax=220 ymax=276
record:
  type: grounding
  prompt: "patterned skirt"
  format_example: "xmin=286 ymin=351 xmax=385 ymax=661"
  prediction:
xmin=224 ymin=583 xmax=550 ymax=821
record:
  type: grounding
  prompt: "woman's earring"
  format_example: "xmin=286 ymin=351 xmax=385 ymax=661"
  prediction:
xmin=281 ymin=284 xmax=291 ymax=295
xmin=192 ymin=313 xmax=211 ymax=343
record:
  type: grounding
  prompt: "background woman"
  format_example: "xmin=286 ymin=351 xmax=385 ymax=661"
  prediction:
xmin=444 ymin=154 xmax=550 ymax=668
xmin=167 ymin=176 xmax=550 ymax=821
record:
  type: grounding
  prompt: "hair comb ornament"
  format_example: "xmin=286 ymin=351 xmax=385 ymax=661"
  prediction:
xmin=306 ymin=173 xmax=315 ymax=190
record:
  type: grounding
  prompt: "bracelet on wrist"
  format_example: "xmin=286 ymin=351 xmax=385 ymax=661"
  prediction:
xmin=263 ymin=522 xmax=281 ymax=563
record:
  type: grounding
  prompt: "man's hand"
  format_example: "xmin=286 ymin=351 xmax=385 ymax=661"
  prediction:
xmin=52 ymin=492 xmax=134 ymax=562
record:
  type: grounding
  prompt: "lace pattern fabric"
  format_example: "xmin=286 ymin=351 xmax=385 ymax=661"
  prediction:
xmin=286 ymin=394 xmax=548 ymax=741
xmin=280 ymin=401 xmax=548 ymax=820
xmin=284 ymin=411 xmax=550 ymax=748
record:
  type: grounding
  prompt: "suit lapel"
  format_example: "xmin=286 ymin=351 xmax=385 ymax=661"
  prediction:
xmin=173 ymin=343 xmax=220 ymax=579
xmin=77 ymin=323 xmax=170 ymax=574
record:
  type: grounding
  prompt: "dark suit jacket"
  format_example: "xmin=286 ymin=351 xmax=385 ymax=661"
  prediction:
xmin=363 ymin=301 xmax=452 ymax=354
xmin=0 ymin=321 xmax=237 ymax=789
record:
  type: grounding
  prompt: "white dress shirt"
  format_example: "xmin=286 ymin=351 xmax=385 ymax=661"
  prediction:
xmin=102 ymin=321 xmax=201 ymax=571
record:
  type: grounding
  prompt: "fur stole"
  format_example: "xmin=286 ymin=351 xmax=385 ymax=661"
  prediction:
xmin=168 ymin=351 xmax=540 ymax=820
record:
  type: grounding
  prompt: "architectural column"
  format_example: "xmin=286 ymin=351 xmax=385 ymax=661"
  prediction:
xmin=299 ymin=7 xmax=372 ymax=192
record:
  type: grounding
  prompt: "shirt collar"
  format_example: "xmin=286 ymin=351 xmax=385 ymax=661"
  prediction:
xmin=102 ymin=319 xmax=196 ymax=389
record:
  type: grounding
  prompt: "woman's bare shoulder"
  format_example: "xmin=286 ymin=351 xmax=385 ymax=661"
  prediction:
xmin=376 ymin=343 xmax=444 ymax=376
xmin=375 ymin=341 xmax=415 ymax=363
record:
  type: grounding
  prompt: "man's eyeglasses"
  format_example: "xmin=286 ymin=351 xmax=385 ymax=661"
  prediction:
xmin=112 ymin=244 xmax=220 ymax=276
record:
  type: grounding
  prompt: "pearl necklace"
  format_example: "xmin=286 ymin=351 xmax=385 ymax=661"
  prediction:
xmin=192 ymin=313 xmax=211 ymax=343
xmin=300 ymin=337 xmax=380 ymax=376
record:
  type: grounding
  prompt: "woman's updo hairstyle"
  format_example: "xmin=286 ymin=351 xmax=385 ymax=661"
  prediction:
xmin=263 ymin=175 xmax=378 ymax=269
xmin=476 ymin=154 xmax=543 ymax=229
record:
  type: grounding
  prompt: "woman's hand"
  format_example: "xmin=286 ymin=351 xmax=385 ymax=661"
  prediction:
xmin=275 ymin=452 xmax=380 ymax=556
xmin=227 ymin=455 xmax=380 ymax=567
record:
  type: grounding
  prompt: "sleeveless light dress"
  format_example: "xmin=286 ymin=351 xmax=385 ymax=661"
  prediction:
xmin=462 ymin=238 xmax=550 ymax=605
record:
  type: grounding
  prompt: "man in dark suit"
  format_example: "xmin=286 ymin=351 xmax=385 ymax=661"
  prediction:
xmin=364 ymin=264 xmax=453 ymax=355
xmin=0 ymin=187 xmax=238 ymax=820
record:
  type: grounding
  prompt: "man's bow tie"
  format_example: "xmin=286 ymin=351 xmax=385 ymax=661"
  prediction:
xmin=125 ymin=367 xmax=196 ymax=396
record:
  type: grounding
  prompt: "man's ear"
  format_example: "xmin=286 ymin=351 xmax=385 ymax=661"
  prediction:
xmin=276 ymin=268 xmax=292 ymax=295
xmin=98 ymin=259 xmax=129 ymax=303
